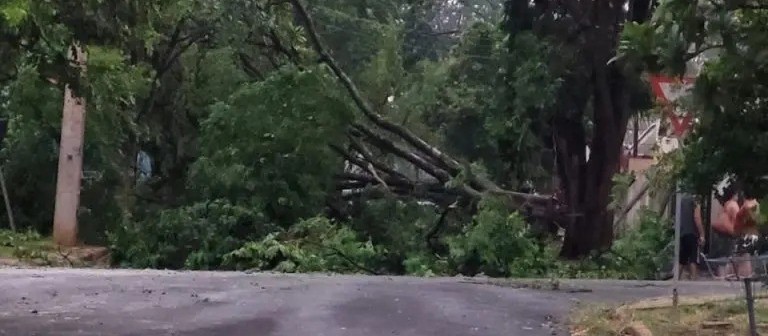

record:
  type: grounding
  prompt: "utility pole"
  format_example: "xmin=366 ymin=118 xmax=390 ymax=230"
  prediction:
xmin=53 ymin=44 xmax=87 ymax=246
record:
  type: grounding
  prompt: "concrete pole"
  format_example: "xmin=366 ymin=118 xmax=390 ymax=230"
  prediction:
xmin=53 ymin=44 xmax=87 ymax=247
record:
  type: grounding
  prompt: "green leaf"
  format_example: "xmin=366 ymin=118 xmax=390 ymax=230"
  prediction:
xmin=0 ymin=0 xmax=28 ymax=25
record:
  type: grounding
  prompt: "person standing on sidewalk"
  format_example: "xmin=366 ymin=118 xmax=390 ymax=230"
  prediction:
xmin=711 ymin=186 xmax=741 ymax=277
xmin=679 ymin=193 xmax=706 ymax=280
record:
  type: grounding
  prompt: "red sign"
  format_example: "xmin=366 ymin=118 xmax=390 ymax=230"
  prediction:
xmin=649 ymin=75 xmax=695 ymax=137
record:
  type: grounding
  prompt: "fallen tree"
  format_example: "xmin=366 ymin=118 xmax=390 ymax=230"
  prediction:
xmin=289 ymin=0 xmax=558 ymax=218
xmin=290 ymin=0 xmax=661 ymax=259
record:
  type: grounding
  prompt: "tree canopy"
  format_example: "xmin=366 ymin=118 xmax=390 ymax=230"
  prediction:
xmin=623 ymin=0 xmax=768 ymax=196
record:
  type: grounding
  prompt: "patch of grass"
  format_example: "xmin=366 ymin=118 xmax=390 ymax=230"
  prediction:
xmin=572 ymin=297 xmax=768 ymax=335
xmin=0 ymin=229 xmax=111 ymax=267
xmin=570 ymin=304 xmax=622 ymax=336
xmin=0 ymin=229 xmax=56 ymax=265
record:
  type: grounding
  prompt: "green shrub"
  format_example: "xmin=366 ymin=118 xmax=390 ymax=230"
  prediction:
xmin=446 ymin=197 xmax=560 ymax=277
xmin=108 ymin=199 xmax=272 ymax=269
xmin=348 ymin=198 xmax=446 ymax=272
xmin=540 ymin=209 xmax=672 ymax=280
xmin=0 ymin=228 xmax=43 ymax=246
xmin=223 ymin=216 xmax=386 ymax=274
xmin=604 ymin=208 xmax=672 ymax=279
xmin=442 ymin=199 xmax=671 ymax=280
xmin=106 ymin=192 xmax=671 ymax=280
xmin=402 ymin=253 xmax=449 ymax=277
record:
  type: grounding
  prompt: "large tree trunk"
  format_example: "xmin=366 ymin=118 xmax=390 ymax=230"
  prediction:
xmin=53 ymin=44 xmax=88 ymax=246
xmin=553 ymin=113 xmax=626 ymax=258
xmin=559 ymin=107 xmax=629 ymax=258
xmin=556 ymin=0 xmax=644 ymax=258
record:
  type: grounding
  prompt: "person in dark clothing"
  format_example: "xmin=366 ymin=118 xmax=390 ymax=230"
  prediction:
xmin=679 ymin=193 xmax=705 ymax=280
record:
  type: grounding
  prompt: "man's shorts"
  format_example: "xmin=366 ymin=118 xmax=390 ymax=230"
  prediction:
xmin=710 ymin=231 xmax=735 ymax=258
xmin=679 ymin=234 xmax=699 ymax=265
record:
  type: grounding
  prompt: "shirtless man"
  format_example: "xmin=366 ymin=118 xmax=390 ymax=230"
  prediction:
xmin=710 ymin=187 xmax=740 ymax=276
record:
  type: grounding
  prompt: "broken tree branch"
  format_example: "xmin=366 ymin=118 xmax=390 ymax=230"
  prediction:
xmin=290 ymin=0 xmax=462 ymax=174
xmin=346 ymin=136 xmax=391 ymax=190
xmin=615 ymin=178 xmax=650 ymax=225
xmin=329 ymin=144 xmax=408 ymax=187
xmin=352 ymin=123 xmax=450 ymax=183
xmin=339 ymin=184 xmax=459 ymax=206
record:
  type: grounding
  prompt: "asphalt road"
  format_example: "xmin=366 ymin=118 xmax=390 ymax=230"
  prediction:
xmin=0 ymin=268 xmax=742 ymax=336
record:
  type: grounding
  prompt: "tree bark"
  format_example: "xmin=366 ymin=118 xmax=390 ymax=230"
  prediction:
xmin=53 ymin=43 xmax=87 ymax=247
xmin=556 ymin=0 xmax=642 ymax=258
